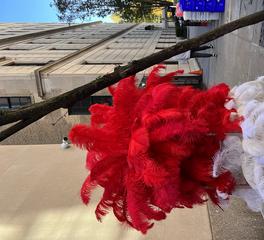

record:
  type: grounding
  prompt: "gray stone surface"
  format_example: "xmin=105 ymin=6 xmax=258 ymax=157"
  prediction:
xmin=208 ymin=197 xmax=264 ymax=240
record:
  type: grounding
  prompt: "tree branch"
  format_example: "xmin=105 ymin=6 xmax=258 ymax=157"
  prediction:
xmin=1 ymin=10 xmax=264 ymax=141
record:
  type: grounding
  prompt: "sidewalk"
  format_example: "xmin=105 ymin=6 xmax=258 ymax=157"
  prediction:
xmin=1 ymin=145 xmax=263 ymax=240
xmin=0 ymin=145 xmax=212 ymax=240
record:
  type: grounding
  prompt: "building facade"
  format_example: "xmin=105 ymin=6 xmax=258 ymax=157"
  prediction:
xmin=208 ymin=0 xmax=264 ymax=86
xmin=0 ymin=21 xmax=200 ymax=144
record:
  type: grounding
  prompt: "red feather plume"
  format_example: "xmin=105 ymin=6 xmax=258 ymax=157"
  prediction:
xmin=69 ymin=65 xmax=239 ymax=234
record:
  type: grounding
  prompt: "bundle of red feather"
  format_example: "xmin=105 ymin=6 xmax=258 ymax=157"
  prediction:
xmin=69 ymin=65 xmax=241 ymax=234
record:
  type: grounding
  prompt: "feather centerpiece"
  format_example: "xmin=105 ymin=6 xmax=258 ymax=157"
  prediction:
xmin=69 ymin=65 xmax=240 ymax=233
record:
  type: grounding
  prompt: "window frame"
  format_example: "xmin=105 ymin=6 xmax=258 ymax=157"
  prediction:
xmin=68 ymin=95 xmax=113 ymax=115
xmin=0 ymin=96 xmax=32 ymax=109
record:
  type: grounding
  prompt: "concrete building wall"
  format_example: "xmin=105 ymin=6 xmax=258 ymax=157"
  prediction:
xmin=0 ymin=22 xmax=131 ymax=101
xmin=1 ymin=22 xmax=201 ymax=145
xmin=0 ymin=22 xmax=106 ymax=144
xmin=209 ymin=0 xmax=264 ymax=87
xmin=0 ymin=23 xmax=69 ymax=40
xmin=0 ymin=22 xmax=131 ymax=145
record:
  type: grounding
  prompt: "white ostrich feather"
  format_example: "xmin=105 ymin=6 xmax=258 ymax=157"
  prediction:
xmin=212 ymin=151 xmax=223 ymax=178
xmin=238 ymin=84 xmax=262 ymax=102
xmin=212 ymin=136 xmax=243 ymax=178
xmin=232 ymin=82 xmax=251 ymax=99
xmin=240 ymin=152 xmax=264 ymax=213
xmin=248 ymin=103 xmax=264 ymax=123
xmin=241 ymin=100 xmax=261 ymax=117
xmin=240 ymin=118 xmax=256 ymax=139
xmin=256 ymin=156 xmax=264 ymax=165
xmin=232 ymin=78 xmax=264 ymax=104
xmin=229 ymin=85 xmax=237 ymax=97
xmin=216 ymin=189 xmax=229 ymax=200
xmin=240 ymin=103 xmax=264 ymax=137
xmin=254 ymin=163 xmax=264 ymax=200
xmin=242 ymin=153 xmax=257 ymax=189
xmin=232 ymin=76 xmax=264 ymax=214
xmin=224 ymin=99 xmax=237 ymax=110
xmin=242 ymin=139 xmax=264 ymax=158
xmin=255 ymin=112 xmax=264 ymax=139
xmin=242 ymin=153 xmax=264 ymax=201
xmin=255 ymin=75 xmax=264 ymax=87
xmin=239 ymin=100 xmax=264 ymax=159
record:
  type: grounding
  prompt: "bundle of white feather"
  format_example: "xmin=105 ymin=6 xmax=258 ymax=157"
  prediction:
xmin=214 ymin=76 xmax=264 ymax=216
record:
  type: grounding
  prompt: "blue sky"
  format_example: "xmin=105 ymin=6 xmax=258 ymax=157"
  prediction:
xmin=0 ymin=0 xmax=111 ymax=23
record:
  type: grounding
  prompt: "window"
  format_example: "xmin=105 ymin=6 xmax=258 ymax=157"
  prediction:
xmin=68 ymin=98 xmax=91 ymax=115
xmin=68 ymin=96 xmax=112 ymax=115
xmin=91 ymin=96 xmax=112 ymax=106
xmin=0 ymin=96 xmax=31 ymax=109
xmin=10 ymin=97 xmax=20 ymax=108
xmin=139 ymin=76 xmax=203 ymax=89
xmin=0 ymin=98 xmax=9 ymax=109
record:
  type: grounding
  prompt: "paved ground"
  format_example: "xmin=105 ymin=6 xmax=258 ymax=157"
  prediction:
xmin=0 ymin=145 xmax=212 ymax=240
xmin=208 ymin=199 xmax=264 ymax=240
xmin=1 ymin=144 xmax=264 ymax=240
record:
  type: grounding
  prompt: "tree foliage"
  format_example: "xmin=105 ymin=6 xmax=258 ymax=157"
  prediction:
xmin=51 ymin=0 xmax=172 ymax=22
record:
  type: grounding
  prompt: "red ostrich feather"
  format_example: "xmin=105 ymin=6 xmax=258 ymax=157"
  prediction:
xmin=69 ymin=65 xmax=240 ymax=234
